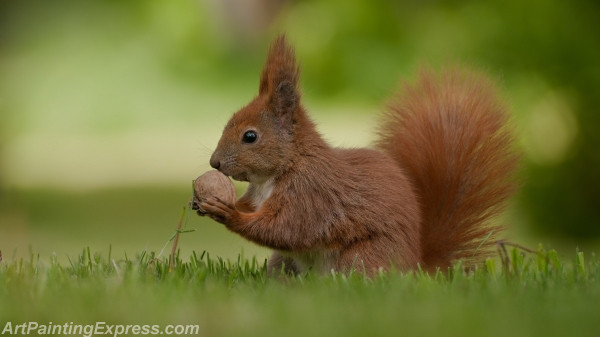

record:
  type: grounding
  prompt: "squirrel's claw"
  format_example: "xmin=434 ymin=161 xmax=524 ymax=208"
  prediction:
xmin=191 ymin=198 xmax=207 ymax=216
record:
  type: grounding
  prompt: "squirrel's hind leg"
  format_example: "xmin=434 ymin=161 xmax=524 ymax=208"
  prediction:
xmin=267 ymin=251 xmax=300 ymax=277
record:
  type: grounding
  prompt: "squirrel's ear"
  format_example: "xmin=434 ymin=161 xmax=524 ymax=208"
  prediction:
xmin=259 ymin=35 xmax=300 ymax=121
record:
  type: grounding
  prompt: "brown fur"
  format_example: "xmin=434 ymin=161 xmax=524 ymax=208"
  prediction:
xmin=199 ymin=35 xmax=519 ymax=275
xmin=377 ymin=68 xmax=520 ymax=270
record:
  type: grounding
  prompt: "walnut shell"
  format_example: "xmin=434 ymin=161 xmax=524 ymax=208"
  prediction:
xmin=192 ymin=170 xmax=236 ymax=213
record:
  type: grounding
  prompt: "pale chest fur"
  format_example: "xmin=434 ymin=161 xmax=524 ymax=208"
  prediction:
xmin=249 ymin=178 xmax=275 ymax=209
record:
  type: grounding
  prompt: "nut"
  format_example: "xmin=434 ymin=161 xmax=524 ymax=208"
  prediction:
xmin=192 ymin=170 xmax=236 ymax=213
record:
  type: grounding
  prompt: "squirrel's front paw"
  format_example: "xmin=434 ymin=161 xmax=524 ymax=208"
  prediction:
xmin=191 ymin=198 xmax=206 ymax=216
xmin=199 ymin=197 xmax=238 ymax=226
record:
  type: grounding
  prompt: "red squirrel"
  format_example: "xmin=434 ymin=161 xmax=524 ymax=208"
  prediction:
xmin=196 ymin=35 xmax=519 ymax=275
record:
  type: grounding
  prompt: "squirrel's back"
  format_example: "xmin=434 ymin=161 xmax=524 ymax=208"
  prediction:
xmin=377 ymin=67 xmax=520 ymax=270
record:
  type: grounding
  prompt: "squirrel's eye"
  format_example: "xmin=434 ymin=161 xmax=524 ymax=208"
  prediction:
xmin=242 ymin=130 xmax=258 ymax=144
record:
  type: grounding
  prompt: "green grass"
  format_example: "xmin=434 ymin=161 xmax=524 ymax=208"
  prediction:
xmin=1 ymin=247 xmax=598 ymax=337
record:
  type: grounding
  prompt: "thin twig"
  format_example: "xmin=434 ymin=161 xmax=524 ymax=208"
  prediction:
xmin=169 ymin=202 xmax=191 ymax=271
xmin=496 ymin=240 xmax=536 ymax=253
xmin=496 ymin=240 xmax=535 ymax=275
xmin=497 ymin=240 xmax=510 ymax=274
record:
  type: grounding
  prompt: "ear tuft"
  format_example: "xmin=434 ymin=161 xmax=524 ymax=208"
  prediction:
xmin=258 ymin=35 xmax=301 ymax=116
xmin=274 ymin=80 xmax=298 ymax=116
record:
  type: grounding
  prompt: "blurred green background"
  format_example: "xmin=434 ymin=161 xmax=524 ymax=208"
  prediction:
xmin=1 ymin=0 xmax=599 ymax=262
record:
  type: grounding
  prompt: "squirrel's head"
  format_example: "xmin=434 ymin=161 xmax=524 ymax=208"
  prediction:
xmin=210 ymin=35 xmax=306 ymax=183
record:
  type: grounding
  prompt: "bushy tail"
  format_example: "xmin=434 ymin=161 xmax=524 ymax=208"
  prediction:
xmin=376 ymin=67 xmax=520 ymax=269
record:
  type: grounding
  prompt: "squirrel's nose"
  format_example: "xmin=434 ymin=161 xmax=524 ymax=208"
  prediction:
xmin=209 ymin=155 xmax=221 ymax=170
